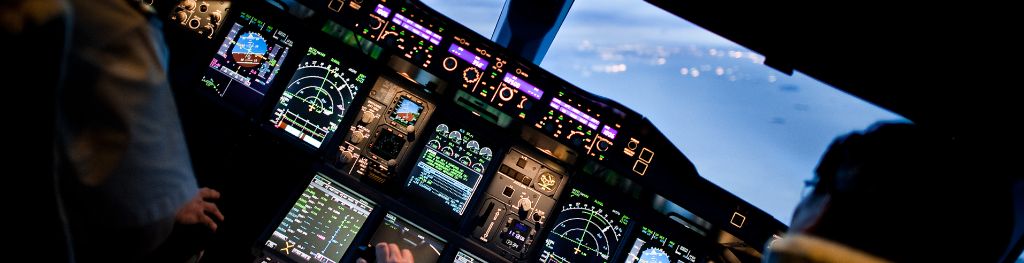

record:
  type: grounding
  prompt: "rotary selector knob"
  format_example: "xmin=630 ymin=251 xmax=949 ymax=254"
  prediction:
xmin=463 ymin=67 xmax=481 ymax=83
xmin=369 ymin=17 xmax=383 ymax=30
xmin=339 ymin=149 xmax=355 ymax=164
xmin=209 ymin=10 xmax=223 ymax=25
xmin=596 ymin=139 xmax=611 ymax=151
xmin=173 ymin=11 xmax=188 ymax=22
xmin=350 ymin=131 xmax=366 ymax=144
xmin=181 ymin=0 xmax=197 ymax=11
xmin=517 ymin=198 xmax=533 ymax=218
xmin=360 ymin=112 xmax=376 ymax=124
xmin=443 ymin=57 xmax=458 ymax=71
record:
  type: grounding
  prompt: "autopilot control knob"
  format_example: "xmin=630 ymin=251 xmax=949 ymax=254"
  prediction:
xmin=360 ymin=112 xmax=375 ymax=124
xmin=369 ymin=17 xmax=383 ymax=30
xmin=596 ymin=139 xmax=611 ymax=151
xmin=181 ymin=0 xmax=197 ymax=11
xmin=387 ymin=159 xmax=398 ymax=167
xmin=350 ymin=131 xmax=366 ymax=144
xmin=405 ymin=125 xmax=416 ymax=134
xmin=172 ymin=11 xmax=188 ymax=23
xmin=202 ymin=24 xmax=215 ymax=37
xmin=338 ymin=149 xmax=355 ymax=164
xmin=517 ymin=198 xmax=533 ymax=218
xmin=209 ymin=10 xmax=223 ymax=25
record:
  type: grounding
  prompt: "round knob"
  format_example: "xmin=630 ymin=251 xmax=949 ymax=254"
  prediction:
xmin=181 ymin=0 xmax=197 ymax=11
xmin=350 ymin=131 xmax=365 ymax=144
xmin=387 ymin=159 xmax=398 ymax=167
xmin=498 ymin=86 xmax=515 ymax=101
xmin=596 ymin=139 xmax=611 ymax=151
xmin=173 ymin=11 xmax=188 ymax=22
xmin=405 ymin=124 xmax=415 ymax=134
xmin=517 ymin=198 xmax=533 ymax=218
xmin=369 ymin=17 xmax=383 ymax=30
xmin=463 ymin=67 xmax=480 ymax=83
xmin=199 ymin=2 xmax=209 ymax=12
xmin=442 ymin=57 xmax=458 ymax=71
xmin=209 ymin=11 xmax=223 ymax=25
xmin=360 ymin=112 xmax=374 ymax=124
xmin=518 ymin=198 xmax=533 ymax=212
xmin=338 ymin=150 xmax=355 ymax=164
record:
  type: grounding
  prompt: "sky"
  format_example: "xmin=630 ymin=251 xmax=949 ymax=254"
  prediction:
xmin=421 ymin=0 xmax=906 ymax=225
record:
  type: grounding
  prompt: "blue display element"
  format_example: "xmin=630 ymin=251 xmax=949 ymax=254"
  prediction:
xmin=231 ymin=32 xmax=269 ymax=67
xmin=375 ymin=4 xmax=391 ymax=17
xmin=502 ymin=73 xmax=543 ymax=100
xmin=392 ymin=14 xmax=442 ymax=45
xmin=550 ymin=98 xmax=599 ymax=129
xmin=601 ymin=125 xmax=618 ymax=139
xmin=638 ymin=248 xmax=671 ymax=263
xmin=448 ymin=44 xmax=489 ymax=70
xmin=390 ymin=97 xmax=424 ymax=127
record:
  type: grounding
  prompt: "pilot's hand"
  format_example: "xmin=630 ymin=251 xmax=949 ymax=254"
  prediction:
xmin=175 ymin=187 xmax=225 ymax=231
xmin=357 ymin=242 xmax=414 ymax=263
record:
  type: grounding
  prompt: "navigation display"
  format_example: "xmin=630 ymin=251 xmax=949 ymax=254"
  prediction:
xmin=538 ymin=187 xmax=631 ymax=263
xmin=270 ymin=46 xmax=369 ymax=148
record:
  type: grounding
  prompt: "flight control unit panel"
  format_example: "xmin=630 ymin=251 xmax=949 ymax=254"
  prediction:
xmin=174 ymin=0 xmax=788 ymax=262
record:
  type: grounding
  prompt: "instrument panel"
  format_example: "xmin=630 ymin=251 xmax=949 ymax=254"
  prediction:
xmin=183 ymin=0 xmax=785 ymax=262
xmin=337 ymin=75 xmax=434 ymax=185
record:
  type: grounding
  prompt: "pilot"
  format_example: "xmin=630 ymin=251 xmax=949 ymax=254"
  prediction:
xmin=36 ymin=0 xmax=226 ymax=261
xmin=764 ymin=122 xmax=1014 ymax=262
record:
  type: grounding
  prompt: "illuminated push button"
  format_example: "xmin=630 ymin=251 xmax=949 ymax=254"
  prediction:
xmin=730 ymin=212 xmax=746 ymax=228
xmin=639 ymin=148 xmax=654 ymax=163
xmin=502 ymin=186 xmax=515 ymax=197
xmin=632 ymin=161 xmax=648 ymax=176
xmin=368 ymin=17 xmax=383 ymax=30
